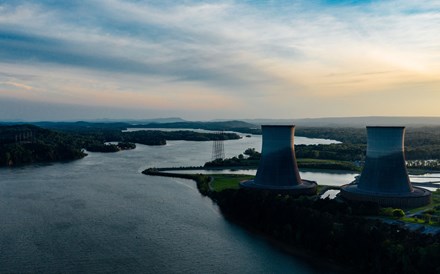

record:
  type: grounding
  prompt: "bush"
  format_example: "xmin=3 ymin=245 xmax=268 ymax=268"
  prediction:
xmin=392 ymin=209 xmax=405 ymax=218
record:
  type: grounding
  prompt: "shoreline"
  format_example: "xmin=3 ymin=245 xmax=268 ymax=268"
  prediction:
xmin=221 ymin=214 xmax=354 ymax=274
xmin=143 ymin=168 xmax=353 ymax=273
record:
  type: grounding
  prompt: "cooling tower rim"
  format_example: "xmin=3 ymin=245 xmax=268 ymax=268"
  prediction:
xmin=240 ymin=179 xmax=317 ymax=190
xmin=340 ymin=184 xmax=431 ymax=198
xmin=366 ymin=126 xmax=405 ymax=129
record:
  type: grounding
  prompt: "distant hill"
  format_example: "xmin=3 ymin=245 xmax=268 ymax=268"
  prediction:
xmin=242 ymin=117 xmax=440 ymax=128
xmin=31 ymin=121 xmax=131 ymax=132
xmin=88 ymin=117 xmax=186 ymax=124
xmin=0 ymin=120 xmax=259 ymax=133
xmin=136 ymin=120 xmax=260 ymax=134
xmin=5 ymin=117 xmax=440 ymax=130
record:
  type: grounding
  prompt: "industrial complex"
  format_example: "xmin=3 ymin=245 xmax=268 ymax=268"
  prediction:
xmin=340 ymin=126 xmax=431 ymax=208
xmin=240 ymin=124 xmax=431 ymax=208
xmin=240 ymin=125 xmax=317 ymax=195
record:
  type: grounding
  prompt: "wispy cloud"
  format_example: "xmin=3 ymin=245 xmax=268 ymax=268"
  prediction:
xmin=2 ymin=81 xmax=33 ymax=90
xmin=0 ymin=0 xmax=439 ymax=119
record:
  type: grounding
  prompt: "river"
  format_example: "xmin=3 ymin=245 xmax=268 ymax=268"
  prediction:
xmin=0 ymin=134 xmax=368 ymax=273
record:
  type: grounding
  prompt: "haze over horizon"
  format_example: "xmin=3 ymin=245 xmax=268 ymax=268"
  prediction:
xmin=1 ymin=0 xmax=439 ymax=121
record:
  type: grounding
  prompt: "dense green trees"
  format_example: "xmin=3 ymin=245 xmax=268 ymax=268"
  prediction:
xmin=296 ymin=127 xmax=440 ymax=161
xmin=207 ymin=125 xmax=440 ymax=171
xmin=208 ymin=188 xmax=440 ymax=273
xmin=143 ymin=169 xmax=440 ymax=272
xmin=0 ymin=125 xmax=87 ymax=166
xmin=0 ymin=125 xmax=241 ymax=166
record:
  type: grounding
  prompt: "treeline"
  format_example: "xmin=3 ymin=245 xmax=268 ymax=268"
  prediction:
xmin=122 ymin=130 xmax=240 ymax=145
xmin=296 ymin=126 xmax=440 ymax=145
xmin=296 ymin=127 xmax=440 ymax=161
xmin=0 ymin=125 xmax=87 ymax=166
xmin=74 ymin=130 xmax=240 ymax=147
xmin=132 ymin=120 xmax=261 ymax=135
xmin=148 ymin=170 xmax=440 ymax=273
xmin=208 ymin=188 xmax=440 ymax=273
xmin=85 ymin=142 xmax=136 ymax=153
xmin=297 ymin=142 xmax=440 ymax=162
xmin=207 ymin=137 xmax=440 ymax=172
xmin=31 ymin=122 xmax=241 ymax=146
xmin=296 ymin=144 xmax=366 ymax=161
xmin=205 ymin=147 xmax=361 ymax=171
xmin=0 ymin=125 xmax=241 ymax=166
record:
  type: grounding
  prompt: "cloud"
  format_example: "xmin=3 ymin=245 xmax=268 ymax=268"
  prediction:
xmin=2 ymin=81 xmax=33 ymax=90
xmin=0 ymin=0 xmax=439 ymax=119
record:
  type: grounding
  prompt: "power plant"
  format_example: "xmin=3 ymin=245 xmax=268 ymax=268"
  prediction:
xmin=240 ymin=125 xmax=317 ymax=195
xmin=340 ymin=126 xmax=431 ymax=208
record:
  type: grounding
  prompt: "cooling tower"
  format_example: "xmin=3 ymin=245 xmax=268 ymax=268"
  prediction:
xmin=340 ymin=126 xmax=431 ymax=208
xmin=240 ymin=125 xmax=317 ymax=195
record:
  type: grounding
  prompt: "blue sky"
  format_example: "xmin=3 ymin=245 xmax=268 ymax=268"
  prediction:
xmin=0 ymin=0 xmax=439 ymax=120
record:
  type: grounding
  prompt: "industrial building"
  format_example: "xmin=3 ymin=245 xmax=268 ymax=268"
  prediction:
xmin=240 ymin=125 xmax=317 ymax=195
xmin=340 ymin=126 xmax=431 ymax=208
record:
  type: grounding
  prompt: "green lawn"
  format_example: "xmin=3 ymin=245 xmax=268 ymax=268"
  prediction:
xmin=407 ymin=189 xmax=440 ymax=214
xmin=390 ymin=189 xmax=440 ymax=226
xmin=210 ymin=174 xmax=338 ymax=194
xmin=210 ymin=173 xmax=440 ymax=227
xmin=211 ymin=174 xmax=254 ymax=192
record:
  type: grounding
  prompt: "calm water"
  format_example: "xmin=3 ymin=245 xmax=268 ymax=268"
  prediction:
xmin=0 ymin=136 xmax=344 ymax=273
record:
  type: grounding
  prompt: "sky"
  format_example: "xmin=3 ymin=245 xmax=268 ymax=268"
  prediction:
xmin=0 ymin=0 xmax=439 ymax=121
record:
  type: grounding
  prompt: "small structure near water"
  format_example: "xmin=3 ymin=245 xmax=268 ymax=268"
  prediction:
xmin=240 ymin=125 xmax=317 ymax=195
xmin=340 ymin=126 xmax=431 ymax=208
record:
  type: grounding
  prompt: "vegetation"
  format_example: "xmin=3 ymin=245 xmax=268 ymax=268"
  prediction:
xmin=297 ymin=159 xmax=360 ymax=171
xmin=0 ymin=124 xmax=240 ymax=167
xmin=398 ymin=189 xmax=440 ymax=226
xmin=122 ymin=130 xmax=240 ymax=145
xmin=33 ymin=122 xmax=241 ymax=146
xmin=0 ymin=125 xmax=87 ymax=166
xmin=143 ymin=169 xmax=440 ymax=273
xmin=210 ymin=174 xmax=254 ymax=192
xmin=85 ymin=142 xmax=136 ymax=153
xmin=296 ymin=127 xmax=440 ymax=166
xmin=205 ymin=148 xmax=360 ymax=171
xmin=143 ymin=168 xmax=212 ymax=195
xmin=131 ymin=120 xmax=261 ymax=134
xmin=379 ymin=207 xmax=405 ymax=218
xmin=211 ymin=189 xmax=440 ymax=273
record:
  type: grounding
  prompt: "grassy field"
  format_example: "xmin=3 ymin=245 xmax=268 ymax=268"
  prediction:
xmin=210 ymin=173 xmax=440 ymax=227
xmin=399 ymin=189 xmax=440 ymax=226
xmin=407 ymin=189 xmax=440 ymax=214
xmin=210 ymin=174 xmax=254 ymax=192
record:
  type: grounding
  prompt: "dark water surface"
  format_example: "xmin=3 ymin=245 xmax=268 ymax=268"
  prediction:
xmin=0 ymin=138 xmax=339 ymax=273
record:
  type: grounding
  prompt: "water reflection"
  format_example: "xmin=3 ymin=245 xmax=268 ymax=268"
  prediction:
xmin=178 ymin=169 xmax=359 ymax=187
xmin=0 ymin=136 xmax=343 ymax=273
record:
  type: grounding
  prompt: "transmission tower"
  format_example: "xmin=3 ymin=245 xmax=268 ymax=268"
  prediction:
xmin=211 ymin=131 xmax=225 ymax=161
xmin=15 ymin=129 xmax=33 ymax=144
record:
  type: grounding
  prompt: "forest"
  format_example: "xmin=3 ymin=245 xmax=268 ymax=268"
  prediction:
xmin=212 ymin=188 xmax=440 ymax=273
xmin=4 ymin=121 xmax=440 ymax=168
xmin=0 ymin=124 xmax=240 ymax=166
xmin=144 ymin=169 xmax=440 ymax=273
xmin=206 ymin=126 xmax=440 ymax=171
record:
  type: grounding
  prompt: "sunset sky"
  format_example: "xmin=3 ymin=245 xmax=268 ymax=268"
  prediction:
xmin=0 ymin=0 xmax=439 ymax=121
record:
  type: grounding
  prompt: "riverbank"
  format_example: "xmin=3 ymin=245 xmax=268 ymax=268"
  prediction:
xmin=143 ymin=168 xmax=352 ymax=273
xmin=0 ymin=124 xmax=241 ymax=167
xmin=143 ymin=168 xmax=440 ymax=273
xmin=205 ymin=157 xmax=361 ymax=172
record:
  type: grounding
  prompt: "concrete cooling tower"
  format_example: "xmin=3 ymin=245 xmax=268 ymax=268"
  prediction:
xmin=240 ymin=125 xmax=317 ymax=195
xmin=340 ymin=126 xmax=431 ymax=208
